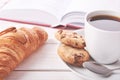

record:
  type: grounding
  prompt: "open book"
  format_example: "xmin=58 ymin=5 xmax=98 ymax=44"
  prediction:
xmin=0 ymin=9 xmax=85 ymax=29
xmin=0 ymin=0 xmax=120 ymax=29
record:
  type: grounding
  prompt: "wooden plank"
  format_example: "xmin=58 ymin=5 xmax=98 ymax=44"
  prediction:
xmin=15 ymin=43 xmax=68 ymax=70
xmin=5 ymin=71 xmax=84 ymax=80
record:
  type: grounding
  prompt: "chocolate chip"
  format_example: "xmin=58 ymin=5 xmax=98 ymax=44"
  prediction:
xmin=61 ymin=34 xmax=66 ymax=39
xmin=73 ymin=32 xmax=77 ymax=35
xmin=58 ymin=30 xmax=63 ymax=34
xmin=73 ymin=36 xmax=78 ymax=38
xmin=82 ymin=42 xmax=86 ymax=46
xmin=74 ymin=54 xmax=83 ymax=63
xmin=80 ymin=36 xmax=82 ymax=38
xmin=75 ymin=42 xmax=78 ymax=46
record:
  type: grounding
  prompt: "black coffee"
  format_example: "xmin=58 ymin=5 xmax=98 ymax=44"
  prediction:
xmin=88 ymin=15 xmax=120 ymax=31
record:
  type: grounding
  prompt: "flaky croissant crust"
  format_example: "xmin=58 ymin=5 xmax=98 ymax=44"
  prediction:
xmin=0 ymin=27 xmax=48 ymax=79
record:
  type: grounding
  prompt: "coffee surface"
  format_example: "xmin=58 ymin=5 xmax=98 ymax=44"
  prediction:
xmin=88 ymin=15 xmax=120 ymax=31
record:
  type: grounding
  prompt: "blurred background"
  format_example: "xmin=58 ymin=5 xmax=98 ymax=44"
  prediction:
xmin=0 ymin=0 xmax=120 ymax=28
xmin=1 ymin=0 xmax=120 ymax=16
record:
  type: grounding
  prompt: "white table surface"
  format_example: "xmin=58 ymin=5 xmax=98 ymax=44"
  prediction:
xmin=0 ymin=20 xmax=85 ymax=80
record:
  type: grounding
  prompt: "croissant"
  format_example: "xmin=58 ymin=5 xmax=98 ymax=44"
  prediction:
xmin=0 ymin=27 xmax=48 ymax=79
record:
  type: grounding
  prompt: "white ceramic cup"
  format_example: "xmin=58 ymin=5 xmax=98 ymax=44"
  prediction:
xmin=85 ymin=10 xmax=120 ymax=64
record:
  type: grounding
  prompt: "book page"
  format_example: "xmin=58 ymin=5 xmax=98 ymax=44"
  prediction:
xmin=1 ymin=0 xmax=72 ymax=21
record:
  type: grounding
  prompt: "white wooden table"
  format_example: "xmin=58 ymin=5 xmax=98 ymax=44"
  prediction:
xmin=0 ymin=21 xmax=85 ymax=80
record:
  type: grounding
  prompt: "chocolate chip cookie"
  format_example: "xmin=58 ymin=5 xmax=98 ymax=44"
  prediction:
xmin=57 ymin=44 xmax=90 ymax=66
xmin=55 ymin=30 xmax=85 ymax=49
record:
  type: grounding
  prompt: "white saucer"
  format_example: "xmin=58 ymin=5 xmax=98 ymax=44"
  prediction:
xmin=61 ymin=29 xmax=120 ymax=80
